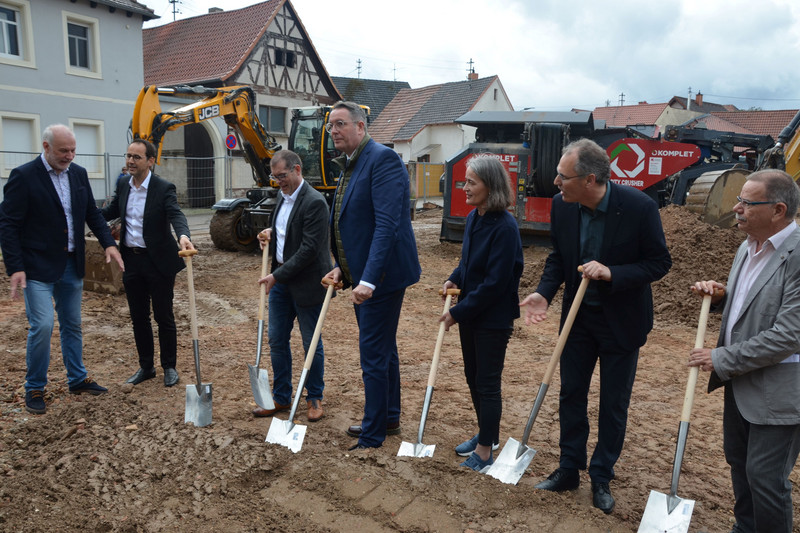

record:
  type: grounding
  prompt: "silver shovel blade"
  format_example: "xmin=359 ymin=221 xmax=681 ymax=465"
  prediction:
xmin=266 ymin=417 xmax=307 ymax=454
xmin=637 ymin=490 xmax=694 ymax=533
xmin=184 ymin=383 xmax=213 ymax=427
xmin=247 ymin=364 xmax=275 ymax=410
xmin=397 ymin=441 xmax=436 ymax=457
xmin=485 ymin=437 xmax=536 ymax=484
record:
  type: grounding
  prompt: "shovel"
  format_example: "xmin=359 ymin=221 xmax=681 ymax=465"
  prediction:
xmin=266 ymin=278 xmax=339 ymax=453
xmin=398 ymin=288 xmax=461 ymax=458
xmin=180 ymin=249 xmax=213 ymax=428
xmin=487 ymin=268 xmax=589 ymax=484
xmin=638 ymin=288 xmax=721 ymax=533
xmin=248 ymin=244 xmax=276 ymax=410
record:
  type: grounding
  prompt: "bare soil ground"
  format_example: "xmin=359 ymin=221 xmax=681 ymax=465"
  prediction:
xmin=1 ymin=205 xmax=798 ymax=532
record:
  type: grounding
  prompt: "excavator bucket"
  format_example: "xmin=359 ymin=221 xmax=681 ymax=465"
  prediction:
xmin=684 ymin=168 xmax=750 ymax=228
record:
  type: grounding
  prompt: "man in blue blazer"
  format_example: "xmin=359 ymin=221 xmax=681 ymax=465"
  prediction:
xmin=0 ymin=124 xmax=124 ymax=414
xmin=691 ymin=170 xmax=800 ymax=533
xmin=323 ymin=101 xmax=421 ymax=450
xmin=102 ymin=138 xmax=194 ymax=387
xmin=521 ymin=138 xmax=671 ymax=513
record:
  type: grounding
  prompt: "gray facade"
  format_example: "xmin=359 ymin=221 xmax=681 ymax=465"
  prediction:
xmin=0 ymin=0 xmax=155 ymax=199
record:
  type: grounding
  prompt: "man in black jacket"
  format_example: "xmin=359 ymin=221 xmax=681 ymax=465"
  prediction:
xmin=102 ymin=138 xmax=194 ymax=387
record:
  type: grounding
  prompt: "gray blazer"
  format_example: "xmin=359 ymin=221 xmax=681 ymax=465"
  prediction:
xmin=709 ymin=226 xmax=800 ymax=425
xmin=270 ymin=181 xmax=332 ymax=308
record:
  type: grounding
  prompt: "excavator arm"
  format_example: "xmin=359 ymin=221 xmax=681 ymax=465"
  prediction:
xmin=130 ymin=85 xmax=281 ymax=187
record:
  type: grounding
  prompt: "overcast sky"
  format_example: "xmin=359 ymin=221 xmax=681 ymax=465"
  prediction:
xmin=143 ymin=0 xmax=800 ymax=112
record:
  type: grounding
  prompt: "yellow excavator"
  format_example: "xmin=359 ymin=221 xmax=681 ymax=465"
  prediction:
xmin=757 ymin=109 xmax=800 ymax=180
xmin=130 ymin=84 xmax=358 ymax=251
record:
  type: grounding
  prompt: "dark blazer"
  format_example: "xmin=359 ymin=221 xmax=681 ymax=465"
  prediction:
xmin=536 ymin=182 xmax=672 ymax=351
xmin=270 ymin=181 xmax=332 ymax=308
xmin=101 ymin=173 xmax=188 ymax=278
xmin=448 ymin=209 xmax=523 ymax=329
xmin=330 ymin=138 xmax=420 ymax=295
xmin=0 ymin=156 xmax=116 ymax=282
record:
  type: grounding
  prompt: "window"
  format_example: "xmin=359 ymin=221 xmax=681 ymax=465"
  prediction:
xmin=62 ymin=12 xmax=101 ymax=78
xmin=70 ymin=120 xmax=104 ymax=177
xmin=67 ymin=22 xmax=89 ymax=69
xmin=274 ymin=49 xmax=296 ymax=68
xmin=259 ymin=106 xmax=286 ymax=134
xmin=0 ymin=0 xmax=34 ymax=67
xmin=0 ymin=112 xmax=39 ymax=174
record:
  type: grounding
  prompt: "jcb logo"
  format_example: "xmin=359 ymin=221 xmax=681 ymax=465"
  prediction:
xmin=198 ymin=105 xmax=220 ymax=120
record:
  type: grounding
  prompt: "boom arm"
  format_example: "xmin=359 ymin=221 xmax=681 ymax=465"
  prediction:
xmin=131 ymin=85 xmax=281 ymax=186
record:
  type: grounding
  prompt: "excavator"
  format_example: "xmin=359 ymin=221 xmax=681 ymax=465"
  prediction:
xmin=129 ymin=84 xmax=353 ymax=252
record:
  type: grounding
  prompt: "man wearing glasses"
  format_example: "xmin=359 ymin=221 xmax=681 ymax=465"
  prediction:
xmin=520 ymin=138 xmax=671 ymax=513
xmin=251 ymin=150 xmax=331 ymax=422
xmin=691 ymin=170 xmax=800 ymax=533
xmin=0 ymin=124 xmax=124 ymax=414
xmin=322 ymin=101 xmax=421 ymax=450
xmin=102 ymin=138 xmax=194 ymax=388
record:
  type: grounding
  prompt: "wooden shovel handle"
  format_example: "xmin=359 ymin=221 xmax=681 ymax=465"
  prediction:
xmin=681 ymin=288 xmax=725 ymax=423
xmin=428 ymin=288 xmax=461 ymax=387
xmin=258 ymin=245 xmax=269 ymax=321
xmin=179 ymin=249 xmax=199 ymax=257
xmin=542 ymin=267 xmax=588 ymax=386
xmin=180 ymin=250 xmax=199 ymax=341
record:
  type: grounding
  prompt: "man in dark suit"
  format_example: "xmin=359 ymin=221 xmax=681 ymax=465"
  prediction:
xmin=0 ymin=124 xmax=124 ymax=414
xmin=102 ymin=138 xmax=194 ymax=387
xmin=252 ymin=149 xmax=332 ymax=421
xmin=520 ymin=138 xmax=671 ymax=513
xmin=323 ymin=101 xmax=421 ymax=450
xmin=691 ymin=170 xmax=800 ymax=533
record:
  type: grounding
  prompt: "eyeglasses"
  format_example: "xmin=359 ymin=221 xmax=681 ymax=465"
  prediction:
xmin=325 ymin=120 xmax=354 ymax=132
xmin=556 ymin=172 xmax=587 ymax=181
xmin=269 ymin=171 xmax=290 ymax=181
xmin=736 ymin=196 xmax=778 ymax=207
xmin=125 ymin=153 xmax=145 ymax=161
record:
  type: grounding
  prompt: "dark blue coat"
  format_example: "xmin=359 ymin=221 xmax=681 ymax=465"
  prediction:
xmin=448 ymin=209 xmax=523 ymax=329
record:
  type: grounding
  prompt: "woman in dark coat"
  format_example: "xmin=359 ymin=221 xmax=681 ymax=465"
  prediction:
xmin=441 ymin=154 xmax=524 ymax=472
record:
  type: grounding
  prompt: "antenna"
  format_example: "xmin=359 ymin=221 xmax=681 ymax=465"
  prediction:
xmin=168 ymin=0 xmax=181 ymax=21
xmin=357 ymin=58 xmax=362 ymax=79
xmin=618 ymin=92 xmax=625 ymax=106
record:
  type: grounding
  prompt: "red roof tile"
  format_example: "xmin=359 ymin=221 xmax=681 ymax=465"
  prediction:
xmin=143 ymin=1 xmax=281 ymax=86
xmin=369 ymin=85 xmax=442 ymax=144
xmin=592 ymin=103 xmax=668 ymax=127
xmin=710 ymin=110 xmax=799 ymax=140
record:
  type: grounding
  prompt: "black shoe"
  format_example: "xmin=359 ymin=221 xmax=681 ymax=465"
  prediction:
xmin=346 ymin=421 xmax=401 ymax=438
xmin=69 ymin=378 xmax=108 ymax=395
xmin=25 ymin=390 xmax=46 ymax=415
xmin=126 ymin=367 xmax=156 ymax=385
xmin=348 ymin=443 xmax=370 ymax=451
xmin=164 ymin=368 xmax=179 ymax=387
xmin=534 ymin=468 xmax=580 ymax=491
xmin=591 ymin=482 xmax=615 ymax=514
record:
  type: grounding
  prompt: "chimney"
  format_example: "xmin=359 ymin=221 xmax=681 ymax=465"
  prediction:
xmin=695 ymin=92 xmax=703 ymax=106
xmin=467 ymin=72 xmax=478 ymax=81
xmin=209 ymin=7 xmax=223 ymax=13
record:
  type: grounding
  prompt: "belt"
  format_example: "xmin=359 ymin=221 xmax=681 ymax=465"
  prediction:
xmin=124 ymin=246 xmax=148 ymax=255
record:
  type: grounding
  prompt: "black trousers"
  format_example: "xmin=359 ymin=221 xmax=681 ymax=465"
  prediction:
xmin=121 ymin=248 xmax=178 ymax=370
xmin=558 ymin=304 xmax=639 ymax=483
xmin=459 ymin=326 xmax=511 ymax=448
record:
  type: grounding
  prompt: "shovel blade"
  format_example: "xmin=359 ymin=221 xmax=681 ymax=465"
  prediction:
xmin=485 ymin=437 xmax=536 ymax=484
xmin=247 ymin=364 xmax=275 ymax=410
xmin=266 ymin=417 xmax=307 ymax=454
xmin=637 ymin=490 xmax=694 ymax=533
xmin=397 ymin=441 xmax=435 ymax=458
xmin=184 ymin=383 xmax=213 ymax=427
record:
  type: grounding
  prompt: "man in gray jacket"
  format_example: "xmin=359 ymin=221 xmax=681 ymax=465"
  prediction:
xmin=252 ymin=150 xmax=332 ymax=421
xmin=691 ymin=169 xmax=800 ymax=533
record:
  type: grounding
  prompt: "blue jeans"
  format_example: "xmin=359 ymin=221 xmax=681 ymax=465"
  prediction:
xmin=267 ymin=282 xmax=324 ymax=405
xmin=23 ymin=256 xmax=87 ymax=392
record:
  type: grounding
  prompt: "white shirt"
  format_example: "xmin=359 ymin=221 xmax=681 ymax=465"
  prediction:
xmin=124 ymin=172 xmax=150 ymax=249
xmin=725 ymin=220 xmax=799 ymax=363
xmin=274 ymin=180 xmax=303 ymax=264
xmin=42 ymin=154 xmax=75 ymax=252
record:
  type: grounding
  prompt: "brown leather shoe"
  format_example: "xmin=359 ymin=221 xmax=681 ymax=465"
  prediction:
xmin=252 ymin=402 xmax=290 ymax=417
xmin=346 ymin=420 xmax=401 ymax=438
xmin=307 ymin=399 xmax=324 ymax=422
